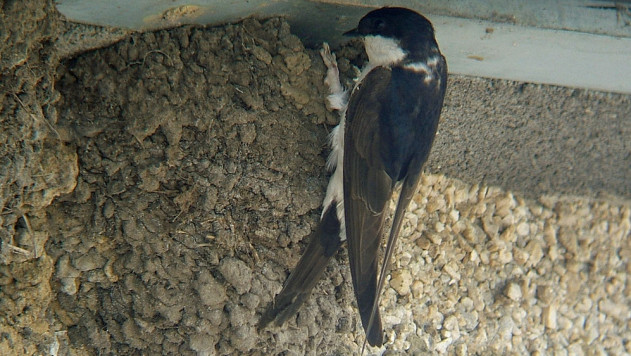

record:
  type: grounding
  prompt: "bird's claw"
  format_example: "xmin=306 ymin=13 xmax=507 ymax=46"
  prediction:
xmin=320 ymin=42 xmax=346 ymax=110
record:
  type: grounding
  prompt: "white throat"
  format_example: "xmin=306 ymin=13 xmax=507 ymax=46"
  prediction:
xmin=363 ymin=35 xmax=407 ymax=66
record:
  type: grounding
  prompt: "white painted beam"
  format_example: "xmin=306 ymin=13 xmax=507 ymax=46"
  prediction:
xmin=432 ymin=15 xmax=631 ymax=94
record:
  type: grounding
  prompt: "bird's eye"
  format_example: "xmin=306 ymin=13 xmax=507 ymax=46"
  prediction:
xmin=374 ymin=19 xmax=386 ymax=31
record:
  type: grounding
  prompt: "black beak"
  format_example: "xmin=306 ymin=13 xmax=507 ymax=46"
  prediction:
xmin=343 ymin=28 xmax=360 ymax=37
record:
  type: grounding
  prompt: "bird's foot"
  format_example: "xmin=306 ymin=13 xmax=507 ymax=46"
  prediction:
xmin=320 ymin=42 xmax=347 ymax=111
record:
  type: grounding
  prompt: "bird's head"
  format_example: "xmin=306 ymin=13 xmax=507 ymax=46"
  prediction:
xmin=344 ymin=7 xmax=437 ymax=65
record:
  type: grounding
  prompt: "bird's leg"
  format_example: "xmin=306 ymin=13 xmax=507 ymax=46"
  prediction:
xmin=320 ymin=42 xmax=348 ymax=111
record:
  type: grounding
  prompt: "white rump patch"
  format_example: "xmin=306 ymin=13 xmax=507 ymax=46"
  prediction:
xmin=322 ymin=117 xmax=346 ymax=240
xmin=327 ymin=91 xmax=348 ymax=111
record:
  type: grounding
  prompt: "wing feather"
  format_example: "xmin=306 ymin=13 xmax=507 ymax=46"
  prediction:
xmin=345 ymin=56 xmax=448 ymax=347
xmin=343 ymin=67 xmax=394 ymax=347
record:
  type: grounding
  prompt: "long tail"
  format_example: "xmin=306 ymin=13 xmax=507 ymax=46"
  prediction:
xmin=363 ymin=173 xmax=422 ymax=351
xmin=259 ymin=203 xmax=342 ymax=329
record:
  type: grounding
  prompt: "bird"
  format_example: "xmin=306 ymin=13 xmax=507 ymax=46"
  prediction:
xmin=260 ymin=7 xmax=448 ymax=348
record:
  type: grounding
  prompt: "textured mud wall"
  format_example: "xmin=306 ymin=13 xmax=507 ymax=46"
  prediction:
xmin=0 ymin=1 xmax=75 ymax=354
xmin=48 ymin=18 xmax=341 ymax=354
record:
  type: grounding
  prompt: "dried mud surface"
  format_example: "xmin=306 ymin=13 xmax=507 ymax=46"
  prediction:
xmin=1 ymin=4 xmax=339 ymax=353
xmin=1 ymin=2 xmax=630 ymax=355
xmin=49 ymin=18 xmax=339 ymax=355
xmin=0 ymin=1 xmax=69 ymax=354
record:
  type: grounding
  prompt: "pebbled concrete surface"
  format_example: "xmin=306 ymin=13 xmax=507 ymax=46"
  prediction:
xmin=427 ymin=76 xmax=631 ymax=202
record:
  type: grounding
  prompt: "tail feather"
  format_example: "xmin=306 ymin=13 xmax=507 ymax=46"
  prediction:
xmin=363 ymin=174 xmax=422 ymax=348
xmin=259 ymin=203 xmax=342 ymax=329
